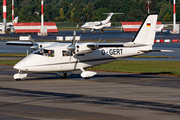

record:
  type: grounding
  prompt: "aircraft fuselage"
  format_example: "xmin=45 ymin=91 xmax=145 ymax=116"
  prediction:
xmin=14 ymin=43 xmax=150 ymax=73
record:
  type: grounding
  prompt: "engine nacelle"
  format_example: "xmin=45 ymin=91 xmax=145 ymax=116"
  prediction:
xmin=75 ymin=44 xmax=93 ymax=54
xmin=95 ymin=22 xmax=102 ymax=26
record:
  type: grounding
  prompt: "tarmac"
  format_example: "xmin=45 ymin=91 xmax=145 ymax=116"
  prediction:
xmin=0 ymin=65 xmax=180 ymax=120
xmin=1 ymin=30 xmax=180 ymax=119
xmin=1 ymin=30 xmax=180 ymax=42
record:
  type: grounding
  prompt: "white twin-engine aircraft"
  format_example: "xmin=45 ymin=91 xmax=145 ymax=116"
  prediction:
xmin=6 ymin=14 xmax=172 ymax=81
xmin=81 ymin=13 xmax=122 ymax=33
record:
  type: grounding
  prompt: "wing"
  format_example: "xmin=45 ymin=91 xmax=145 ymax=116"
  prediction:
xmin=5 ymin=41 xmax=33 ymax=46
xmin=87 ymin=42 xmax=149 ymax=49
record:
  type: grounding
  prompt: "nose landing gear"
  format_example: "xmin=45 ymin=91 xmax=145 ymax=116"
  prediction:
xmin=14 ymin=70 xmax=27 ymax=81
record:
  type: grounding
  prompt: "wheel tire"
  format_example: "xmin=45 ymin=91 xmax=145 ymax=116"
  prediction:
xmin=15 ymin=79 xmax=21 ymax=81
xmin=84 ymin=77 xmax=90 ymax=79
xmin=61 ymin=73 xmax=67 ymax=79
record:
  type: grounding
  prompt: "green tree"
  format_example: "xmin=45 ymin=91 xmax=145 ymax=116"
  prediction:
xmin=127 ymin=9 xmax=144 ymax=21
xmin=96 ymin=8 xmax=108 ymax=20
xmin=120 ymin=0 xmax=136 ymax=15
xmin=59 ymin=8 xmax=65 ymax=19
xmin=71 ymin=7 xmax=76 ymax=20
xmin=176 ymin=0 xmax=180 ymax=22
xmin=163 ymin=12 xmax=171 ymax=22
xmin=60 ymin=1 xmax=69 ymax=14
xmin=52 ymin=8 xmax=59 ymax=21
xmin=44 ymin=4 xmax=52 ymax=21
xmin=125 ymin=16 xmax=137 ymax=21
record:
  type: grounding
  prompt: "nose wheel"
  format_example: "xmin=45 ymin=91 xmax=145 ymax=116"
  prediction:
xmin=14 ymin=70 xmax=27 ymax=81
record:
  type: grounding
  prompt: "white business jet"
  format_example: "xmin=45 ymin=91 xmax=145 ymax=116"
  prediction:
xmin=0 ymin=16 xmax=18 ymax=31
xmin=81 ymin=13 xmax=122 ymax=33
xmin=6 ymin=14 xmax=173 ymax=81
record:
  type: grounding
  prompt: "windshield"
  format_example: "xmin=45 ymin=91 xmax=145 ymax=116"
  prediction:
xmin=34 ymin=48 xmax=54 ymax=57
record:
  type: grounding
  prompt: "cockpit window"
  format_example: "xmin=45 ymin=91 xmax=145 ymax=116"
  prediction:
xmin=34 ymin=49 xmax=54 ymax=57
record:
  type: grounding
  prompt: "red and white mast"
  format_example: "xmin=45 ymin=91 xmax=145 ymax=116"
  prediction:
xmin=41 ymin=0 xmax=44 ymax=28
xmin=2 ymin=0 xmax=7 ymax=32
xmin=173 ymin=0 xmax=176 ymax=32
xmin=38 ymin=0 xmax=47 ymax=35
xmin=146 ymin=0 xmax=151 ymax=14
xmin=12 ymin=0 xmax=14 ymax=21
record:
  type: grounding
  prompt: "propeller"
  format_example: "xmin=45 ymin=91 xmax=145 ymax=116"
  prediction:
xmin=29 ymin=34 xmax=39 ymax=50
xmin=67 ymin=31 xmax=77 ymax=63
xmin=67 ymin=31 xmax=76 ymax=53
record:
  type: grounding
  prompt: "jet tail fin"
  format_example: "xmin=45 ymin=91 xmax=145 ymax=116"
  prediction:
xmin=132 ymin=14 xmax=158 ymax=46
xmin=13 ymin=16 xmax=18 ymax=24
xmin=103 ymin=13 xmax=123 ymax=22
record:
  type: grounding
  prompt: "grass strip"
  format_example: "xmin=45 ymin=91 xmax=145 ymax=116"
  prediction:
xmin=133 ymin=55 xmax=176 ymax=58
xmin=1 ymin=59 xmax=180 ymax=76
xmin=0 ymin=53 xmax=27 ymax=57
xmin=89 ymin=60 xmax=180 ymax=76
xmin=0 ymin=60 xmax=19 ymax=66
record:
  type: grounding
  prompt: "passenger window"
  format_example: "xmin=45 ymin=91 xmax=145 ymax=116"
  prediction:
xmin=63 ymin=51 xmax=72 ymax=56
xmin=34 ymin=49 xmax=54 ymax=57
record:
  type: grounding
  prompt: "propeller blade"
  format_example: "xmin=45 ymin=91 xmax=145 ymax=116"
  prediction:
xmin=72 ymin=31 xmax=76 ymax=45
xmin=67 ymin=31 xmax=77 ymax=52
xmin=28 ymin=34 xmax=39 ymax=50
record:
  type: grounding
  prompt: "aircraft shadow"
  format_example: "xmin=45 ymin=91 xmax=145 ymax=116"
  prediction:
xmin=24 ymin=72 xmax=165 ymax=81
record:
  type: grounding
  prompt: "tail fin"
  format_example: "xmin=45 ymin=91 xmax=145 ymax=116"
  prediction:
xmin=13 ymin=16 xmax=18 ymax=24
xmin=132 ymin=14 xmax=158 ymax=46
xmin=103 ymin=13 xmax=115 ymax=22
xmin=102 ymin=13 xmax=123 ymax=24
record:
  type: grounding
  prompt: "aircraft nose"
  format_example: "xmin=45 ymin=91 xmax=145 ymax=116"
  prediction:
xmin=14 ymin=61 xmax=26 ymax=71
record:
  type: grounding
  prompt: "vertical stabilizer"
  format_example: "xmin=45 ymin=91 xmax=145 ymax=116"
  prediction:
xmin=132 ymin=14 xmax=158 ymax=46
xmin=13 ymin=16 xmax=18 ymax=24
xmin=104 ymin=13 xmax=114 ymax=22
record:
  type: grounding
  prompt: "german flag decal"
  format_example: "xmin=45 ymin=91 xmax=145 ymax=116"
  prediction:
xmin=147 ymin=23 xmax=151 ymax=27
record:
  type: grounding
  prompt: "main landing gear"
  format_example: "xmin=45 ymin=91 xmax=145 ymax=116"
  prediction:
xmin=80 ymin=68 xmax=97 ymax=79
xmin=14 ymin=70 xmax=27 ymax=81
xmin=57 ymin=72 xmax=72 ymax=78
xmin=101 ymin=29 xmax=104 ymax=33
xmin=91 ymin=29 xmax=95 ymax=33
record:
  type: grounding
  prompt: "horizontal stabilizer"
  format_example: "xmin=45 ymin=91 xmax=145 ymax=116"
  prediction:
xmin=123 ymin=42 xmax=149 ymax=47
xmin=87 ymin=42 xmax=149 ymax=49
xmin=140 ymin=49 xmax=174 ymax=53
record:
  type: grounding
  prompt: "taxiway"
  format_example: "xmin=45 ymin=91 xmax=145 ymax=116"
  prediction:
xmin=1 ymin=30 xmax=180 ymax=42
xmin=0 ymin=65 xmax=180 ymax=120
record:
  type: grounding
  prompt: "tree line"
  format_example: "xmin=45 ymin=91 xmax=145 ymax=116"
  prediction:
xmin=0 ymin=0 xmax=180 ymax=23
